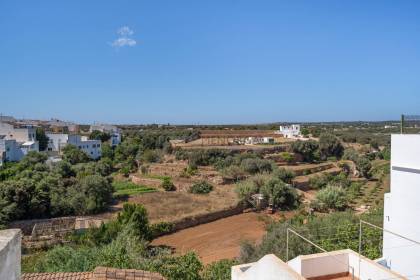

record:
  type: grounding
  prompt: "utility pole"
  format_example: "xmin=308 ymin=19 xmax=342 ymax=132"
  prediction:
xmin=401 ymin=114 xmax=405 ymax=134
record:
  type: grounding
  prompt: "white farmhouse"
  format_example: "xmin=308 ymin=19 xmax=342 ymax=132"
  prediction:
xmin=279 ymin=124 xmax=301 ymax=138
xmin=90 ymin=124 xmax=121 ymax=147
xmin=382 ymin=134 xmax=420 ymax=276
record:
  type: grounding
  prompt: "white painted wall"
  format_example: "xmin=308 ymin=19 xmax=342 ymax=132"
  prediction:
xmin=232 ymin=254 xmax=304 ymax=280
xmin=0 ymin=123 xmax=36 ymax=142
xmin=47 ymin=133 xmax=69 ymax=152
xmin=68 ymin=135 xmax=101 ymax=159
xmin=348 ymin=252 xmax=403 ymax=280
xmin=279 ymin=125 xmax=301 ymax=138
xmin=0 ymin=139 xmax=24 ymax=162
xmin=0 ymin=229 xmax=21 ymax=280
xmin=383 ymin=134 xmax=420 ymax=279
xmin=293 ymin=252 xmax=349 ymax=279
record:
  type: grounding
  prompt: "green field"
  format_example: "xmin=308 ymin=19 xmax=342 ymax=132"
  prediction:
xmin=113 ymin=181 xmax=157 ymax=196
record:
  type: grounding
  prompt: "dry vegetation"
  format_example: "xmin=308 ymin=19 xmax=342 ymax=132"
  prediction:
xmin=116 ymin=186 xmax=239 ymax=223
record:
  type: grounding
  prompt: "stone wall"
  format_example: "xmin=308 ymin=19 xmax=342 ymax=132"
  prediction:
xmin=154 ymin=204 xmax=245 ymax=237
xmin=0 ymin=229 xmax=21 ymax=280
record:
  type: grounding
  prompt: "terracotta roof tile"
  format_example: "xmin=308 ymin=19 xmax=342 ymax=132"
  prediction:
xmin=22 ymin=267 xmax=165 ymax=280
xmin=21 ymin=271 xmax=93 ymax=280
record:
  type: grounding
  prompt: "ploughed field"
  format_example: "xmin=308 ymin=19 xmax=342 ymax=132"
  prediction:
xmin=152 ymin=212 xmax=266 ymax=264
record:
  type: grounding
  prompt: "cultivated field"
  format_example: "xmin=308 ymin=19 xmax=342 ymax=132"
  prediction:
xmin=152 ymin=212 xmax=267 ymax=264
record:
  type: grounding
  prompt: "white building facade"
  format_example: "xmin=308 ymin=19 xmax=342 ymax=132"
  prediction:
xmin=68 ymin=135 xmax=101 ymax=159
xmin=46 ymin=133 xmax=102 ymax=159
xmin=279 ymin=124 xmax=301 ymax=138
xmin=46 ymin=133 xmax=69 ymax=152
xmin=382 ymin=134 xmax=420 ymax=278
xmin=0 ymin=138 xmax=24 ymax=163
xmin=0 ymin=122 xmax=39 ymax=164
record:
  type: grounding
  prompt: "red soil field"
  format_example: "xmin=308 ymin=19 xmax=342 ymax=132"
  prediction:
xmin=152 ymin=212 xmax=267 ymax=264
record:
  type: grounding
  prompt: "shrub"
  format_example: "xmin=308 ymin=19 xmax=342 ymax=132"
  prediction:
xmin=180 ymin=165 xmax=198 ymax=178
xmin=235 ymin=180 xmax=259 ymax=201
xmin=62 ymin=145 xmax=90 ymax=164
xmin=189 ymin=181 xmax=213 ymax=194
xmin=279 ymin=152 xmax=294 ymax=163
xmin=240 ymin=158 xmax=272 ymax=174
xmin=140 ymin=165 xmax=149 ymax=175
xmin=311 ymin=185 xmax=348 ymax=211
xmin=355 ymin=156 xmax=372 ymax=178
xmin=379 ymin=146 xmax=391 ymax=160
xmin=273 ymin=168 xmax=295 ymax=184
xmin=150 ymin=222 xmax=174 ymax=238
xmin=319 ymin=133 xmax=344 ymax=160
xmin=202 ymin=259 xmax=237 ymax=280
xmin=260 ymin=178 xmax=300 ymax=209
xmin=291 ymin=140 xmax=319 ymax=162
xmin=221 ymin=165 xmax=247 ymax=181
xmin=161 ymin=177 xmax=176 ymax=191
xmin=141 ymin=150 xmax=162 ymax=163
xmin=342 ymin=148 xmax=359 ymax=162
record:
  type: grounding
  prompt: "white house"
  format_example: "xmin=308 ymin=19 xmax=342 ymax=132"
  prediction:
xmin=68 ymin=135 xmax=101 ymax=159
xmin=47 ymin=133 xmax=101 ymax=159
xmin=0 ymin=122 xmax=37 ymax=143
xmin=0 ymin=137 xmax=24 ymax=163
xmin=0 ymin=122 xmax=39 ymax=164
xmin=382 ymin=134 xmax=420 ymax=277
xmin=279 ymin=124 xmax=301 ymax=138
xmin=46 ymin=133 xmax=69 ymax=152
xmin=90 ymin=124 xmax=121 ymax=147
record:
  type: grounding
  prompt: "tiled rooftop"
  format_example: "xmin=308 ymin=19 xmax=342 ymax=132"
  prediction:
xmin=21 ymin=272 xmax=92 ymax=280
xmin=22 ymin=267 xmax=165 ymax=280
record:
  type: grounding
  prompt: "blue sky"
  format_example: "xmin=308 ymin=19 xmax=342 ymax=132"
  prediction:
xmin=1 ymin=1 xmax=419 ymax=124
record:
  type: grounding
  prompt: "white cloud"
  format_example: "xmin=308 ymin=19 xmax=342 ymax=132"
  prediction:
xmin=117 ymin=26 xmax=134 ymax=36
xmin=111 ymin=37 xmax=137 ymax=48
xmin=111 ymin=26 xmax=136 ymax=49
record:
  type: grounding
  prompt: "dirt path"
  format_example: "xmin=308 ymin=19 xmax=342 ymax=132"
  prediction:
xmin=152 ymin=212 xmax=266 ymax=264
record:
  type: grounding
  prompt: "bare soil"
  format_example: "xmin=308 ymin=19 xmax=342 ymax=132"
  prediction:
xmin=110 ymin=185 xmax=239 ymax=223
xmin=152 ymin=212 xmax=267 ymax=264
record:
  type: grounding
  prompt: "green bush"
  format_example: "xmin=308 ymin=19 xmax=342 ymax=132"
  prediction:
xmin=273 ymin=168 xmax=295 ymax=184
xmin=240 ymin=158 xmax=272 ymax=174
xmin=180 ymin=165 xmax=198 ymax=178
xmin=260 ymin=178 xmax=300 ymax=209
xmin=311 ymin=185 xmax=348 ymax=211
xmin=150 ymin=222 xmax=174 ymax=238
xmin=189 ymin=181 xmax=213 ymax=194
xmin=279 ymin=152 xmax=294 ymax=163
xmin=161 ymin=177 xmax=176 ymax=191
xmin=355 ymin=156 xmax=372 ymax=178
xmin=202 ymin=259 xmax=237 ymax=280
xmin=319 ymin=133 xmax=344 ymax=160
xmin=291 ymin=140 xmax=319 ymax=162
